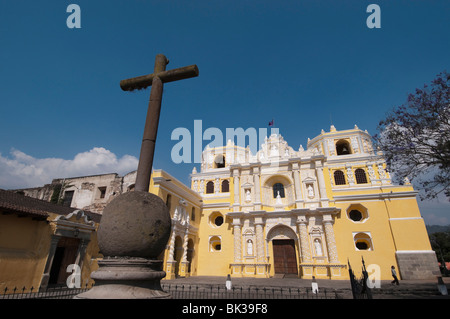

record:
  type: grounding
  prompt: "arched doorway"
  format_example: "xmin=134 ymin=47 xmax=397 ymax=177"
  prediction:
xmin=267 ymin=226 xmax=299 ymax=276
xmin=187 ymin=239 xmax=194 ymax=274
xmin=272 ymin=239 xmax=297 ymax=275
xmin=173 ymin=236 xmax=183 ymax=277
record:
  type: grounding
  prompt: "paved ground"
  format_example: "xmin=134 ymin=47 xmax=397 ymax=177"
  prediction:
xmin=163 ymin=275 xmax=450 ymax=299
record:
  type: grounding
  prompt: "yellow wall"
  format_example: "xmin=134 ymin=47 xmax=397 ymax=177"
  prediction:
xmin=149 ymin=170 xmax=202 ymax=279
xmin=0 ymin=214 xmax=50 ymax=292
xmin=333 ymin=200 xmax=399 ymax=279
xmin=0 ymin=211 xmax=100 ymax=293
xmin=196 ymin=208 xmax=234 ymax=276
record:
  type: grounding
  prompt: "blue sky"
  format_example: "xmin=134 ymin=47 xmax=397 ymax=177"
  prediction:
xmin=0 ymin=1 xmax=449 ymax=225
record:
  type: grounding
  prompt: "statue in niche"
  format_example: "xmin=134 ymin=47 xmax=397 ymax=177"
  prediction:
xmin=307 ymin=184 xmax=314 ymax=198
xmin=314 ymin=239 xmax=323 ymax=256
xmin=245 ymin=189 xmax=251 ymax=202
xmin=275 ymin=191 xmax=283 ymax=206
xmin=247 ymin=239 xmax=253 ymax=256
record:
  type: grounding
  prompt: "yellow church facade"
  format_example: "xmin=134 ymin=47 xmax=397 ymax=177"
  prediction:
xmin=1 ymin=125 xmax=440 ymax=292
xmin=152 ymin=125 xmax=439 ymax=281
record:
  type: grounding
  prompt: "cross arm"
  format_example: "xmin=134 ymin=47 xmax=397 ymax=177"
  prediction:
xmin=120 ymin=65 xmax=199 ymax=91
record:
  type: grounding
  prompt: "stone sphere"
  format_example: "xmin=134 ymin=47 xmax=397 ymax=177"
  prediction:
xmin=97 ymin=191 xmax=171 ymax=259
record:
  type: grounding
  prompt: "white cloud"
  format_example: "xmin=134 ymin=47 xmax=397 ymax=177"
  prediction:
xmin=0 ymin=147 xmax=138 ymax=189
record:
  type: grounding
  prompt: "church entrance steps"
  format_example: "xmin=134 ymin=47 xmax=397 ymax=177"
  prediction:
xmin=162 ymin=276 xmax=450 ymax=299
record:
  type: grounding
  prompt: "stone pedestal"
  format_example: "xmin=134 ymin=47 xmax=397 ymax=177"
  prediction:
xmin=75 ymin=191 xmax=172 ymax=299
xmin=300 ymin=265 xmax=314 ymax=279
xmin=180 ymin=261 xmax=190 ymax=278
xmin=165 ymin=261 xmax=177 ymax=279
xmin=231 ymin=263 xmax=243 ymax=276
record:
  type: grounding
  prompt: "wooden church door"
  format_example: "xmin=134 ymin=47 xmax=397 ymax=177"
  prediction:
xmin=273 ymin=239 xmax=298 ymax=275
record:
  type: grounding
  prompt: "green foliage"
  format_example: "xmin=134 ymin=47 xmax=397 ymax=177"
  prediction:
xmin=50 ymin=184 xmax=62 ymax=204
xmin=49 ymin=181 xmax=74 ymax=205
xmin=429 ymin=231 xmax=450 ymax=275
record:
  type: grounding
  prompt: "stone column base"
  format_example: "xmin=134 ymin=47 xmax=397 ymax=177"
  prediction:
xmin=230 ymin=263 xmax=270 ymax=277
xmin=300 ymin=265 xmax=314 ymax=279
xmin=179 ymin=261 xmax=190 ymax=278
xmin=75 ymin=257 xmax=171 ymax=299
xmin=164 ymin=260 xmax=177 ymax=279
xmin=231 ymin=263 xmax=243 ymax=276
xmin=329 ymin=264 xmax=346 ymax=278
xmin=300 ymin=263 xmax=346 ymax=279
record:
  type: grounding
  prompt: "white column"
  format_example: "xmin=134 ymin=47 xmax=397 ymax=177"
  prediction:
xmin=292 ymin=162 xmax=304 ymax=208
xmin=315 ymin=160 xmax=329 ymax=207
xmin=323 ymin=216 xmax=339 ymax=263
xmin=297 ymin=219 xmax=311 ymax=263
xmin=167 ymin=227 xmax=176 ymax=262
xmin=253 ymin=166 xmax=262 ymax=210
xmin=233 ymin=168 xmax=240 ymax=211
xmin=232 ymin=218 xmax=242 ymax=263
xmin=346 ymin=165 xmax=355 ymax=186
xmin=255 ymin=219 xmax=265 ymax=262
xmin=182 ymin=229 xmax=189 ymax=262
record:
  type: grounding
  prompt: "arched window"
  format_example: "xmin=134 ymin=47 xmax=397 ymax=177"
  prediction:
xmin=273 ymin=183 xmax=285 ymax=198
xmin=206 ymin=181 xmax=214 ymax=194
xmin=334 ymin=170 xmax=346 ymax=185
xmin=353 ymin=232 xmax=373 ymax=251
xmin=221 ymin=180 xmax=229 ymax=192
xmin=355 ymin=168 xmax=368 ymax=184
xmin=336 ymin=140 xmax=351 ymax=155
xmin=214 ymin=155 xmax=225 ymax=168
xmin=209 ymin=236 xmax=221 ymax=251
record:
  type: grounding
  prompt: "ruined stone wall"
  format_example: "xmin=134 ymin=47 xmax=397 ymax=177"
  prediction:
xmin=13 ymin=171 xmax=137 ymax=215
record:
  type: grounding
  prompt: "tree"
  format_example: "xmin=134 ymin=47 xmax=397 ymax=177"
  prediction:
xmin=429 ymin=231 xmax=450 ymax=276
xmin=374 ymin=71 xmax=450 ymax=201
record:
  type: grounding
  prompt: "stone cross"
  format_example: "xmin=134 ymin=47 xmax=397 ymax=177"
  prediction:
xmin=120 ymin=54 xmax=199 ymax=192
